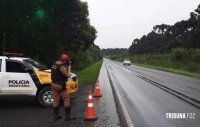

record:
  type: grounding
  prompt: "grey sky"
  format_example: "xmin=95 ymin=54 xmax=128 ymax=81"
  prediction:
xmin=81 ymin=0 xmax=200 ymax=49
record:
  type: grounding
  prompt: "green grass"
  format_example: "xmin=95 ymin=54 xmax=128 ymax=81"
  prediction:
xmin=134 ymin=63 xmax=200 ymax=79
xmin=76 ymin=60 xmax=103 ymax=87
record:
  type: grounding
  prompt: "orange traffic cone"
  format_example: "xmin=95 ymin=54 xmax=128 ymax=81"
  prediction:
xmin=93 ymin=83 xmax=102 ymax=97
xmin=84 ymin=90 xmax=98 ymax=121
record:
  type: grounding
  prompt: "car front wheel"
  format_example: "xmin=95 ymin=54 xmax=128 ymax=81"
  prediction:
xmin=38 ymin=86 xmax=53 ymax=107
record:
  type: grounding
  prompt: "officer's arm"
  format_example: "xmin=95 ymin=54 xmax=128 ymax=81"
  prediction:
xmin=60 ymin=66 xmax=71 ymax=78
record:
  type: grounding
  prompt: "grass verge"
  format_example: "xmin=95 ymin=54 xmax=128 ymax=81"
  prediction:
xmin=134 ymin=63 xmax=200 ymax=79
xmin=76 ymin=60 xmax=103 ymax=87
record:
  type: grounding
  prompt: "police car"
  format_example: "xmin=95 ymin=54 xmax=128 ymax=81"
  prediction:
xmin=0 ymin=52 xmax=78 ymax=107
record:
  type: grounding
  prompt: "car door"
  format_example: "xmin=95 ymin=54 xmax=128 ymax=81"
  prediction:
xmin=2 ymin=59 xmax=37 ymax=95
xmin=0 ymin=59 xmax=2 ymax=93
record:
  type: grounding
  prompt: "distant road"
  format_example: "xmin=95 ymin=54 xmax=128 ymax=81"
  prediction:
xmin=105 ymin=59 xmax=200 ymax=127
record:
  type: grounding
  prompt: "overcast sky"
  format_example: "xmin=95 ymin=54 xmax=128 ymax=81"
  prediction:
xmin=80 ymin=0 xmax=200 ymax=49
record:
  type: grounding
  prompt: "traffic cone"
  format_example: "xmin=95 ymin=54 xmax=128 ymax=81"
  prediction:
xmin=84 ymin=91 xmax=98 ymax=121
xmin=93 ymin=83 xmax=102 ymax=97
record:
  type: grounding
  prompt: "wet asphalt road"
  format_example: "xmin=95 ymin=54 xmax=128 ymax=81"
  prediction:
xmin=0 ymin=90 xmax=89 ymax=127
xmin=105 ymin=59 xmax=200 ymax=127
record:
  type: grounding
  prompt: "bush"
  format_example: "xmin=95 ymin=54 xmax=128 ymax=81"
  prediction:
xmin=171 ymin=48 xmax=191 ymax=62
xmin=192 ymin=49 xmax=200 ymax=63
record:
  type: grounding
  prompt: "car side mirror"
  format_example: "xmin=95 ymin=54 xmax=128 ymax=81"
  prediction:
xmin=25 ymin=68 xmax=33 ymax=74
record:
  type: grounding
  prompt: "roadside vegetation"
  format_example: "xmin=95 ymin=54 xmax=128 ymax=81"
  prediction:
xmin=76 ymin=60 xmax=103 ymax=87
xmin=0 ymin=0 xmax=101 ymax=70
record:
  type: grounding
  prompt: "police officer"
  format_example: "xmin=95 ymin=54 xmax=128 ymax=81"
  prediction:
xmin=51 ymin=54 xmax=76 ymax=121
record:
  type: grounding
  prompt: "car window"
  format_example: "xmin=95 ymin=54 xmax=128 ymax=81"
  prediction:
xmin=23 ymin=59 xmax=48 ymax=70
xmin=6 ymin=61 xmax=26 ymax=73
xmin=0 ymin=59 xmax=2 ymax=72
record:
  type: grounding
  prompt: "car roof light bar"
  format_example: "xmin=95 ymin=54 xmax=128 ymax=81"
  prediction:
xmin=2 ymin=52 xmax=24 ymax=57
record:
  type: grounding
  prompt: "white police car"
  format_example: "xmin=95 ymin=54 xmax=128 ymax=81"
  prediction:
xmin=0 ymin=52 xmax=78 ymax=107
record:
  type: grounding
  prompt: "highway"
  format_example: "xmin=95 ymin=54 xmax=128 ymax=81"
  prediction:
xmin=105 ymin=59 xmax=200 ymax=127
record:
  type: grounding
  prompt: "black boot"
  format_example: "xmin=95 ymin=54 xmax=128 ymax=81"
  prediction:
xmin=53 ymin=107 xmax=62 ymax=121
xmin=64 ymin=107 xmax=76 ymax=120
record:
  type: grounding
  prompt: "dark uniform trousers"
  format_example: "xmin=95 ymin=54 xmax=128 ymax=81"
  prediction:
xmin=51 ymin=83 xmax=70 ymax=108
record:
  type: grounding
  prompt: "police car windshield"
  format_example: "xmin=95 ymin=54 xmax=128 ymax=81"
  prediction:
xmin=23 ymin=59 xmax=48 ymax=70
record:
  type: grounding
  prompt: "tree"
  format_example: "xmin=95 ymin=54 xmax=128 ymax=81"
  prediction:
xmin=0 ymin=0 xmax=99 ymax=68
xmin=128 ymin=4 xmax=200 ymax=55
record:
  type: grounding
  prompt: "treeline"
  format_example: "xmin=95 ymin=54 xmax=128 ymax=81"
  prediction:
xmin=101 ymin=48 xmax=128 ymax=56
xmin=129 ymin=4 xmax=200 ymax=55
xmin=0 ymin=0 xmax=101 ymax=69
